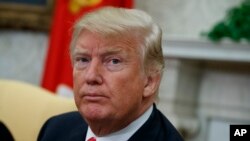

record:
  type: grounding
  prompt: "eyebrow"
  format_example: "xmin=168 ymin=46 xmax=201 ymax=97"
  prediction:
xmin=72 ymin=48 xmax=88 ymax=55
xmin=101 ymin=47 xmax=124 ymax=55
xmin=72 ymin=47 xmax=127 ymax=57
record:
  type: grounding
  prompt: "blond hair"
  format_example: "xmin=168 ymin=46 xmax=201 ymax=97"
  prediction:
xmin=70 ymin=6 xmax=164 ymax=78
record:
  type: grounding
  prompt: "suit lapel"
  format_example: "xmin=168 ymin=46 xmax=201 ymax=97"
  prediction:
xmin=68 ymin=122 xmax=88 ymax=141
xmin=128 ymin=105 xmax=160 ymax=141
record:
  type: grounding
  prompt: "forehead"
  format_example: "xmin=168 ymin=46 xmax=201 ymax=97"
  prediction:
xmin=74 ymin=30 xmax=141 ymax=54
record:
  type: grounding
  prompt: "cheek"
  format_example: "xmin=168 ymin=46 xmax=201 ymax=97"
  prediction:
xmin=107 ymin=71 xmax=145 ymax=102
xmin=108 ymin=79 xmax=144 ymax=117
xmin=73 ymin=70 xmax=83 ymax=104
xmin=73 ymin=69 xmax=83 ymax=88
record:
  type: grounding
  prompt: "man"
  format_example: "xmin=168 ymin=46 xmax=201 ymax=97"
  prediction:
xmin=38 ymin=7 xmax=184 ymax=141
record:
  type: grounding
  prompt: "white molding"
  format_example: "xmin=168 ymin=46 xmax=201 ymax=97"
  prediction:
xmin=163 ymin=39 xmax=250 ymax=63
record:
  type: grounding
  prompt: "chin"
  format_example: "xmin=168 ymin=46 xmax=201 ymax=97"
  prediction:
xmin=79 ymin=103 xmax=109 ymax=121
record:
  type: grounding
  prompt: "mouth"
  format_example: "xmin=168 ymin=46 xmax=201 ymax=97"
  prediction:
xmin=83 ymin=93 xmax=108 ymax=102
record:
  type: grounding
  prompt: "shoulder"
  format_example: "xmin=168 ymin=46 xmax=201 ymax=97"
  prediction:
xmin=38 ymin=111 xmax=88 ymax=141
xmin=46 ymin=111 xmax=84 ymax=124
xmin=154 ymin=108 xmax=184 ymax=141
xmin=42 ymin=111 xmax=86 ymax=129
xmin=129 ymin=105 xmax=184 ymax=141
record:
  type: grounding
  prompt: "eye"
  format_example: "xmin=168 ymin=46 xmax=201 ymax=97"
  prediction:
xmin=74 ymin=57 xmax=89 ymax=63
xmin=106 ymin=57 xmax=122 ymax=65
xmin=74 ymin=57 xmax=90 ymax=69
xmin=78 ymin=57 xmax=89 ymax=63
xmin=105 ymin=57 xmax=124 ymax=71
xmin=110 ymin=58 xmax=121 ymax=64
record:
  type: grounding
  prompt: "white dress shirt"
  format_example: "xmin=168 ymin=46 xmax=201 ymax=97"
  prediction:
xmin=85 ymin=105 xmax=153 ymax=141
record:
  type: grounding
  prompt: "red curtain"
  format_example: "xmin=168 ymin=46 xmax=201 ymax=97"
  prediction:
xmin=42 ymin=0 xmax=133 ymax=92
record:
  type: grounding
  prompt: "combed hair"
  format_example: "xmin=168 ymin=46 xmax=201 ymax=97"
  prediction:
xmin=70 ymin=6 xmax=164 ymax=76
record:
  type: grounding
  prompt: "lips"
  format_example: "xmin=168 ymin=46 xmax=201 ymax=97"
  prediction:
xmin=83 ymin=93 xmax=108 ymax=102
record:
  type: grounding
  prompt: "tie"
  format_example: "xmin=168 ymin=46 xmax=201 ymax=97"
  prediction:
xmin=88 ymin=137 xmax=96 ymax=141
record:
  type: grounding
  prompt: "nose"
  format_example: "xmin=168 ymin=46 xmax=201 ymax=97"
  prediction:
xmin=85 ymin=59 xmax=103 ymax=85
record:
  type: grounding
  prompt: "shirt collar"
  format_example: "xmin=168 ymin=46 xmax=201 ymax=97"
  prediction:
xmin=85 ymin=105 xmax=153 ymax=141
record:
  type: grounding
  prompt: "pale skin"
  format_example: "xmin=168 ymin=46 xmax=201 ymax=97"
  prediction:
xmin=71 ymin=29 xmax=161 ymax=136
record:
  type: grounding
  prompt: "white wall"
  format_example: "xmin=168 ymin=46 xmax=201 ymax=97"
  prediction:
xmin=135 ymin=0 xmax=243 ymax=40
xmin=0 ymin=30 xmax=48 ymax=85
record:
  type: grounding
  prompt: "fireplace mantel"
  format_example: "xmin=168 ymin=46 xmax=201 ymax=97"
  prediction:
xmin=163 ymin=39 xmax=250 ymax=63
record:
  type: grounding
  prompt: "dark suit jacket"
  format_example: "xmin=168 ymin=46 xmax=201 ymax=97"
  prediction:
xmin=38 ymin=105 xmax=184 ymax=141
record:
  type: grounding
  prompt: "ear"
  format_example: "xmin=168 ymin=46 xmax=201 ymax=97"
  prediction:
xmin=143 ymin=72 xmax=161 ymax=98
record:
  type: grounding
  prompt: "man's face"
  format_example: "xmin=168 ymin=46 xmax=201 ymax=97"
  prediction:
xmin=72 ymin=30 xmax=149 ymax=126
